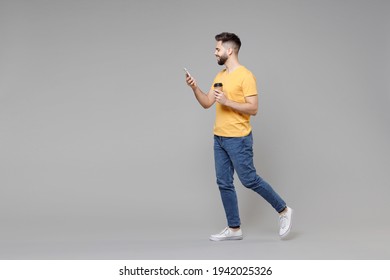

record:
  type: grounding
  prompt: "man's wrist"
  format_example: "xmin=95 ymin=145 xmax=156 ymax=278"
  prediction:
xmin=225 ymin=98 xmax=232 ymax=107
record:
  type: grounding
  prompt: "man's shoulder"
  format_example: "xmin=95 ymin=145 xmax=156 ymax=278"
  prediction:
xmin=236 ymin=66 xmax=256 ymax=82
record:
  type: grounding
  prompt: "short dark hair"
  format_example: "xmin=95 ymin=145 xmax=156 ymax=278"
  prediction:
xmin=215 ymin=32 xmax=241 ymax=52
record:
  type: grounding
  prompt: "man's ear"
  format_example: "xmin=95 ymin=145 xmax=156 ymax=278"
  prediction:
xmin=227 ymin=47 xmax=233 ymax=56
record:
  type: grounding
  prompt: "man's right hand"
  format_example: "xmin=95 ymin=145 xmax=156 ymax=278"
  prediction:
xmin=185 ymin=74 xmax=215 ymax=109
xmin=186 ymin=75 xmax=197 ymax=90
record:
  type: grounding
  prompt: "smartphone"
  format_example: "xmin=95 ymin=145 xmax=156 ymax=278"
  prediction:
xmin=183 ymin=67 xmax=191 ymax=77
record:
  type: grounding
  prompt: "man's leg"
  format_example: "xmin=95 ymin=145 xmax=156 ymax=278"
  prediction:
xmin=213 ymin=135 xmax=241 ymax=228
xmin=228 ymin=133 xmax=286 ymax=212
xmin=224 ymin=133 xmax=293 ymax=238
xmin=209 ymin=136 xmax=243 ymax=241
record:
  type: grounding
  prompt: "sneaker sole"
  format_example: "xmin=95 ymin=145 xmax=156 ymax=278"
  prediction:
xmin=280 ymin=208 xmax=293 ymax=239
xmin=209 ymin=235 xmax=243 ymax=241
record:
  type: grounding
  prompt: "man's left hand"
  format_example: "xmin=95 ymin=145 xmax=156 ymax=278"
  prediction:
xmin=214 ymin=90 xmax=228 ymax=105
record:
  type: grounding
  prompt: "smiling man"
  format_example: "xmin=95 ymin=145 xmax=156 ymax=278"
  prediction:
xmin=185 ymin=32 xmax=293 ymax=241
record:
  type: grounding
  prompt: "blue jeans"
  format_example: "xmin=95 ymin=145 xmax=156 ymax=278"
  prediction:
xmin=214 ymin=132 xmax=286 ymax=227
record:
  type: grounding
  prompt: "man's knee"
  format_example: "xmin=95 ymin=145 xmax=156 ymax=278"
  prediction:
xmin=241 ymin=174 xmax=260 ymax=189
xmin=216 ymin=178 xmax=234 ymax=190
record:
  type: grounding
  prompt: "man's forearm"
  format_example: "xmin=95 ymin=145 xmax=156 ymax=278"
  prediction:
xmin=193 ymin=87 xmax=213 ymax=109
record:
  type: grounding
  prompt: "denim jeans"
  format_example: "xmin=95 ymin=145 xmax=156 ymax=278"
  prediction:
xmin=214 ymin=132 xmax=286 ymax=227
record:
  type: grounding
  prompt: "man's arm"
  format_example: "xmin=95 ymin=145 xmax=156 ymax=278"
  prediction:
xmin=186 ymin=75 xmax=216 ymax=109
xmin=214 ymin=90 xmax=258 ymax=116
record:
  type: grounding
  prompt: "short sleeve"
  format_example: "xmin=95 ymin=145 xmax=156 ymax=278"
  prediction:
xmin=242 ymin=71 xmax=258 ymax=97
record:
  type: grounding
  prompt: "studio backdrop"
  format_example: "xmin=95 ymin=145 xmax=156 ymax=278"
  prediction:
xmin=1 ymin=0 xmax=389 ymax=258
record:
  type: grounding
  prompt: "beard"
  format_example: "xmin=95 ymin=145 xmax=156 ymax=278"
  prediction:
xmin=216 ymin=53 xmax=228 ymax=65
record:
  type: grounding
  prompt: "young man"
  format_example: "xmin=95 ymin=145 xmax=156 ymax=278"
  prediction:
xmin=185 ymin=32 xmax=293 ymax=241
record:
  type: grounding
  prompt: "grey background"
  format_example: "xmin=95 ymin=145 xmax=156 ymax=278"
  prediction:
xmin=1 ymin=0 xmax=389 ymax=259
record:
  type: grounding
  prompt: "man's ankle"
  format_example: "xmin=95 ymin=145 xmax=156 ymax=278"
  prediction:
xmin=229 ymin=226 xmax=240 ymax=231
xmin=278 ymin=206 xmax=288 ymax=216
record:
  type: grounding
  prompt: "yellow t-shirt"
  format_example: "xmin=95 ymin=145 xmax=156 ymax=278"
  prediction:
xmin=212 ymin=66 xmax=258 ymax=137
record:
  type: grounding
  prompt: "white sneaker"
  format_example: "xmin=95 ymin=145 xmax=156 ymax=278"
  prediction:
xmin=209 ymin=227 xmax=243 ymax=241
xmin=279 ymin=206 xmax=293 ymax=239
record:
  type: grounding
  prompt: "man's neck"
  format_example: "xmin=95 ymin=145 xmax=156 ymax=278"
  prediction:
xmin=225 ymin=58 xmax=241 ymax=73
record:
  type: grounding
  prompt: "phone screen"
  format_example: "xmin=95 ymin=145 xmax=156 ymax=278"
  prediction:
xmin=183 ymin=68 xmax=191 ymax=77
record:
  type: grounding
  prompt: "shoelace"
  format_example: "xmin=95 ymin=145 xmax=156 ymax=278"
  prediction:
xmin=279 ymin=215 xmax=287 ymax=229
xmin=219 ymin=227 xmax=230 ymax=236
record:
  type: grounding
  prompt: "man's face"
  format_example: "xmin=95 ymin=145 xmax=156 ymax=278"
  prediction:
xmin=215 ymin=41 xmax=229 ymax=66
